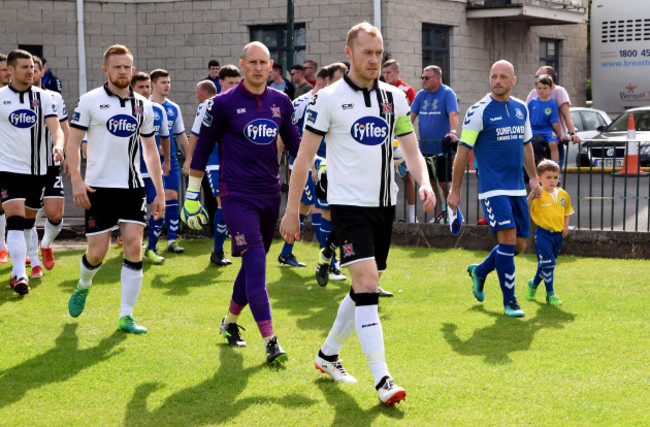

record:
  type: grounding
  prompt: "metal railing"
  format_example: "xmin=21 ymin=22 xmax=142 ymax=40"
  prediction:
xmin=392 ymin=139 xmax=650 ymax=232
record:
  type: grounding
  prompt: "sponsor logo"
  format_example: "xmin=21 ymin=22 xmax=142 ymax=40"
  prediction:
xmin=237 ymin=108 xmax=246 ymax=114
xmin=515 ymin=108 xmax=524 ymax=120
xmin=271 ymin=105 xmax=281 ymax=118
xmin=244 ymin=118 xmax=279 ymax=145
xmin=202 ymin=112 xmax=213 ymax=127
xmin=8 ymin=109 xmax=37 ymax=129
xmin=234 ymin=233 xmax=247 ymax=247
xmin=342 ymin=103 xmax=354 ymax=110
xmin=106 ymin=114 xmax=138 ymax=137
xmin=496 ymin=126 xmax=525 ymax=136
xmin=489 ymin=116 xmax=503 ymax=122
xmin=306 ymin=109 xmax=318 ymax=124
xmin=342 ymin=243 xmax=355 ymax=257
xmin=350 ymin=116 xmax=388 ymax=146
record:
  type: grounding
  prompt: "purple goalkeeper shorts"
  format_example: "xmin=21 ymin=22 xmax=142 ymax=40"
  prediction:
xmin=221 ymin=194 xmax=280 ymax=256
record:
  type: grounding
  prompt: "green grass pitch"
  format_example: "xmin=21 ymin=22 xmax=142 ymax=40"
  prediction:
xmin=1 ymin=238 xmax=648 ymax=426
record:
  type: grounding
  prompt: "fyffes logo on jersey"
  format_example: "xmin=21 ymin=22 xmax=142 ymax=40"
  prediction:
xmin=106 ymin=114 xmax=138 ymax=137
xmin=350 ymin=116 xmax=389 ymax=146
xmin=244 ymin=119 xmax=279 ymax=145
xmin=9 ymin=109 xmax=37 ymax=129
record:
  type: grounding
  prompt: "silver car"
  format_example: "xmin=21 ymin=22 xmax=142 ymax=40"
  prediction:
xmin=564 ymin=107 xmax=611 ymax=167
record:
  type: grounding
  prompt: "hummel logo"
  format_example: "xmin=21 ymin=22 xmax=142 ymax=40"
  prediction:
xmin=489 ymin=116 xmax=503 ymax=122
xmin=361 ymin=322 xmax=378 ymax=328
xmin=237 ymin=108 xmax=246 ymax=114
xmin=540 ymin=203 xmax=551 ymax=207
xmin=497 ymin=220 xmax=511 ymax=226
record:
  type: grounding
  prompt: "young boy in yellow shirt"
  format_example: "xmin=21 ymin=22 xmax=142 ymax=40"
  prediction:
xmin=526 ymin=160 xmax=574 ymax=306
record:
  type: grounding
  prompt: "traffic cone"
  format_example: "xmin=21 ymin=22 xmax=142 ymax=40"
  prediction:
xmin=617 ymin=114 xmax=648 ymax=176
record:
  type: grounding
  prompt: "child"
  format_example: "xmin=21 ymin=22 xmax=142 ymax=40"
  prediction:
xmin=526 ymin=160 xmax=574 ymax=306
xmin=527 ymin=74 xmax=562 ymax=166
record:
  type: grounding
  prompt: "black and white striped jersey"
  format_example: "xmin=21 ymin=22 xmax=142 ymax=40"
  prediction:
xmin=304 ymin=75 xmax=412 ymax=207
xmin=43 ymin=88 xmax=68 ymax=167
xmin=70 ymin=84 xmax=154 ymax=189
xmin=0 ymin=84 xmax=58 ymax=175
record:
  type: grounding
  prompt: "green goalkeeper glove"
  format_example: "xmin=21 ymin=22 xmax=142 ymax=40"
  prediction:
xmin=181 ymin=188 xmax=208 ymax=230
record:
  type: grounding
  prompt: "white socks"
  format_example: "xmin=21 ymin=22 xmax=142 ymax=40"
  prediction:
xmin=79 ymin=254 xmax=102 ymax=288
xmin=7 ymin=229 xmax=27 ymax=279
xmin=42 ymin=219 xmax=62 ymax=249
xmin=321 ymin=293 xmax=356 ymax=357
xmin=408 ymin=204 xmax=416 ymax=223
xmin=120 ymin=260 xmax=143 ymax=317
xmin=0 ymin=214 xmax=6 ymax=251
xmin=26 ymin=227 xmax=40 ymax=268
xmin=355 ymin=303 xmax=389 ymax=387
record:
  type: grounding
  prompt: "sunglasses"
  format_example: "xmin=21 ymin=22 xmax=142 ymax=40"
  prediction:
xmin=421 ymin=75 xmax=432 ymax=81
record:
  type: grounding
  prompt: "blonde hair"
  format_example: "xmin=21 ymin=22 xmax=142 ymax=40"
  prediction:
xmin=347 ymin=22 xmax=382 ymax=48
xmin=103 ymin=44 xmax=133 ymax=66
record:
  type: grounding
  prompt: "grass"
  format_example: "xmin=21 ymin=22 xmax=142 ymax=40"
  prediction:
xmin=1 ymin=238 xmax=649 ymax=426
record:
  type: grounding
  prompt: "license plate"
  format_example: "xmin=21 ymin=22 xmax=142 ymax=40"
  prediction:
xmin=593 ymin=158 xmax=623 ymax=168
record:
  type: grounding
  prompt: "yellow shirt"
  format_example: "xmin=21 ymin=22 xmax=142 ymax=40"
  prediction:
xmin=529 ymin=187 xmax=574 ymax=232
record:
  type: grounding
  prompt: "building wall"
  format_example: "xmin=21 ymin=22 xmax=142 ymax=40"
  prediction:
xmin=0 ymin=0 xmax=587 ymax=133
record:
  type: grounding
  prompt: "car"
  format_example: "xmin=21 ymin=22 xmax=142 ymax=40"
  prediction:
xmin=563 ymin=107 xmax=611 ymax=167
xmin=578 ymin=106 xmax=650 ymax=168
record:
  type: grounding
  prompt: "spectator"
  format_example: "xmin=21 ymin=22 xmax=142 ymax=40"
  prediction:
xmin=527 ymin=74 xmax=562 ymax=165
xmin=382 ymin=59 xmax=416 ymax=104
xmin=410 ymin=65 xmax=459 ymax=222
xmin=203 ymin=59 xmax=222 ymax=94
xmin=291 ymin=64 xmax=313 ymax=98
xmin=268 ymin=63 xmax=295 ymax=99
xmin=526 ymin=66 xmax=581 ymax=167
xmin=303 ymin=59 xmax=318 ymax=87
xmin=40 ymin=57 xmax=62 ymax=93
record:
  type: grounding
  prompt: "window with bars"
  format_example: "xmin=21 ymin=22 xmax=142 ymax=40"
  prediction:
xmin=250 ymin=24 xmax=306 ymax=78
xmin=422 ymin=24 xmax=451 ymax=86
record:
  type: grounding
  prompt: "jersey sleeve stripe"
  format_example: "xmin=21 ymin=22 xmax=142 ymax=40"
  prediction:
xmin=44 ymin=113 xmax=58 ymax=119
xmin=141 ymin=131 xmax=155 ymax=138
xmin=70 ymin=123 xmax=88 ymax=131
xmin=305 ymin=125 xmax=326 ymax=136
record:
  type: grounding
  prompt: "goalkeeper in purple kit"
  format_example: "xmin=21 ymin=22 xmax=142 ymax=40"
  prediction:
xmin=182 ymin=41 xmax=301 ymax=364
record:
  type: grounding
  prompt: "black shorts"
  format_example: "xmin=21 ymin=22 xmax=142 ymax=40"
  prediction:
xmin=0 ymin=172 xmax=46 ymax=210
xmin=85 ymin=187 xmax=147 ymax=236
xmin=425 ymin=154 xmax=454 ymax=183
xmin=43 ymin=165 xmax=64 ymax=198
xmin=330 ymin=205 xmax=395 ymax=272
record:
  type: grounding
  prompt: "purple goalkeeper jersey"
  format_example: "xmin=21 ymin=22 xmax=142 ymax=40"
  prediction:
xmin=191 ymin=81 xmax=301 ymax=197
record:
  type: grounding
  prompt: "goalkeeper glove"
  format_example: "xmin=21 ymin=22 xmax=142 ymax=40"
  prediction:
xmin=181 ymin=188 xmax=208 ymax=230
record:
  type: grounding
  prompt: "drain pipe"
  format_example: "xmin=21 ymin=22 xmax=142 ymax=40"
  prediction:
xmin=76 ymin=0 xmax=87 ymax=96
xmin=373 ymin=0 xmax=381 ymax=31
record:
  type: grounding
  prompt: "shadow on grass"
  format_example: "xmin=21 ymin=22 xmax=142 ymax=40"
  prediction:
xmin=147 ymin=262 xmax=227 ymax=296
xmin=315 ymin=378 xmax=405 ymax=425
xmin=441 ymin=304 xmax=576 ymax=364
xmin=123 ymin=345 xmax=317 ymax=425
xmin=0 ymin=323 xmax=126 ymax=408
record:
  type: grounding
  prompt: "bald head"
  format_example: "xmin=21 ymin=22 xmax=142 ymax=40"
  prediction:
xmin=490 ymin=60 xmax=514 ymax=77
xmin=242 ymin=41 xmax=270 ymax=61
xmin=489 ymin=59 xmax=516 ymax=101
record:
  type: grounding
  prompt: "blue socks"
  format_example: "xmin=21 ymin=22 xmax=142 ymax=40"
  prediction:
xmin=533 ymin=266 xmax=555 ymax=294
xmin=495 ymin=243 xmax=516 ymax=304
xmin=280 ymin=214 xmax=305 ymax=257
xmin=476 ymin=245 xmax=497 ymax=279
xmin=213 ymin=207 xmax=227 ymax=252
xmin=147 ymin=215 xmax=164 ymax=250
xmin=320 ymin=218 xmax=332 ymax=250
xmin=165 ymin=200 xmax=180 ymax=241
xmin=311 ymin=212 xmax=321 ymax=246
